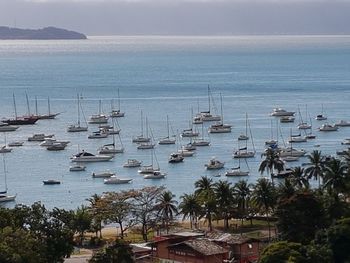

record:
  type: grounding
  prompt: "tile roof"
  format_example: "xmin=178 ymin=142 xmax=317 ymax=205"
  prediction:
xmin=169 ymin=238 xmax=228 ymax=256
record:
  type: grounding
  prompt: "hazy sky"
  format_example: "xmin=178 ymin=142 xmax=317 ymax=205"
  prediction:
xmin=0 ymin=0 xmax=349 ymax=35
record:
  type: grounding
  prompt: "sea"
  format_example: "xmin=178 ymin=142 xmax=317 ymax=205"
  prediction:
xmin=0 ymin=35 xmax=349 ymax=209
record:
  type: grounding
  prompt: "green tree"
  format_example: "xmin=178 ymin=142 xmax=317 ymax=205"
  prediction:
xmin=259 ymin=148 xmax=284 ymax=180
xmin=323 ymin=158 xmax=348 ymax=196
xmin=89 ymin=239 xmax=134 ymax=263
xmin=214 ymin=180 xmax=234 ymax=230
xmin=178 ymin=193 xmax=202 ymax=229
xmin=74 ymin=206 xmax=92 ymax=245
xmin=233 ymin=180 xmax=251 ymax=227
xmin=252 ymin=178 xmax=277 ymax=240
xmin=326 ymin=218 xmax=350 ymax=263
xmin=277 ymin=179 xmax=296 ymax=201
xmin=290 ymin=167 xmax=309 ymax=189
xmin=259 ymin=241 xmax=308 ymax=263
xmin=305 ymin=150 xmax=324 ymax=188
xmin=156 ymin=191 xmax=178 ymax=234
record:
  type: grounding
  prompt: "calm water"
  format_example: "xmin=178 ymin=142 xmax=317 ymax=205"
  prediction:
xmin=0 ymin=36 xmax=349 ymax=209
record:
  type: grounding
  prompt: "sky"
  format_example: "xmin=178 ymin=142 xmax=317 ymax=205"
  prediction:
xmin=0 ymin=0 xmax=349 ymax=35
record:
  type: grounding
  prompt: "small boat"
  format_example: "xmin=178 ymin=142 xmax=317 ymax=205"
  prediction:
xmin=104 ymin=176 xmax=132 ymax=184
xmin=282 ymin=156 xmax=300 ymax=162
xmin=336 ymin=149 xmax=349 ymax=156
xmin=181 ymin=128 xmax=199 ymax=137
xmin=270 ymin=108 xmax=295 ymax=117
xmin=205 ymin=158 xmax=225 ymax=170
xmin=92 ymin=171 xmax=115 ymax=178
xmin=71 ymin=151 xmax=114 ymax=162
xmin=278 ymin=147 xmax=306 ymax=157
xmin=110 ymin=89 xmax=125 ymax=118
xmin=143 ymin=171 xmax=166 ymax=179
xmin=138 ymin=165 xmax=160 ymax=174
xmin=40 ymin=138 xmax=70 ymax=147
xmin=67 ymin=124 xmax=88 ymax=132
xmin=238 ymin=134 xmax=249 ymax=141
xmin=177 ymin=149 xmax=195 ymax=157
xmin=288 ymin=135 xmax=307 ymax=143
xmin=280 ymin=116 xmax=295 ymax=123
xmin=169 ymin=153 xmax=184 ymax=163
xmin=315 ymin=114 xmax=327 ymax=121
xmin=0 ymin=122 xmax=19 ymax=132
xmin=341 ymin=139 xmax=350 ymax=145
xmin=306 ymin=134 xmax=316 ymax=139
xmin=28 ymin=134 xmax=54 ymax=142
xmin=137 ymin=143 xmax=155 ymax=149
xmin=0 ymin=194 xmax=16 ymax=202
xmin=319 ymin=124 xmax=338 ymax=132
xmin=98 ymin=145 xmax=124 ymax=154
xmin=0 ymin=146 xmax=12 ymax=153
xmin=183 ymin=142 xmax=196 ymax=151
xmin=43 ymin=180 xmax=61 ymax=185
xmin=69 ymin=165 xmax=86 ymax=172
xmin=8 ymin=141 xmax=24 ymax=147
xmin=89 ymin=100 xmax=108 ymax=124
xmin=297 ymin=122 xmax=312 ymax=130
xmin=265 ymin=139 xmax=278 ymax=146
xmin=272 ymin=169 xmax=293 ymax=179
xmin=123 ymin=159 xmax=142 ymax=168
xmin=192 ymin=140 xmax=210 ymax=147
xmin=335 ymin=120 xmax=350 ymax=127
xmin=233 ymin=149 xmax=255 ymax=158
xmin=192 ymin=116 xmax=203 ymax=124
xmin=208 ymin=123 xmax=231 ymax=133
xmin=132 ymin=111 xmax=150 ymax=143
xmin=159 ymin=116 xmax=176 ymax=144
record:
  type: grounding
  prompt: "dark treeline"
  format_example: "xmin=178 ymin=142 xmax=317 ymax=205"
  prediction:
xmin=1 ymin=149 xmax=350 ymax=262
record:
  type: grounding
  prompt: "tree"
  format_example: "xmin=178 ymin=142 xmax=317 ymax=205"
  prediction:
xmin=252 ymin=178 xmax=277 ymax=240
xmin=194 ymin=176 xmax=216 ymax=231
xmin=259 ymin=148 xmax=284 ymax=180
xmin=276 ymin=191 xmax=325 ymax=244
xmin=290 ymin=167 xmax=309 ymax=189
xmin=214 ymin=180 xmax=234 ymax=230
xmin=305 ymin=150 xmax=324 ymax=188
xmin=325 ymin=218 xmax=350 ymax=263
xmin=323 ymin=158 xmax=348 ymax=196
xmin=89 ymin=239 xmax=134 ymax=263
xmin=178 ymin=193 xmax=202 ymax=229
xmin=259 ymin=241 xmax=308 ymax=263
xmin=233 ymin=180 xmax=251 ymax=227
xmin=276 ymin=178 xmax=296 ymax=201
xmin=156 ymin=191 xmax=178 ymax=234
xmin=132 ymin=186 xmax=164 ymax=241
xmin=87 ymin=194 xmax=106 ymax=238
xmin=74 ymin=206 xmax=92 ymax=245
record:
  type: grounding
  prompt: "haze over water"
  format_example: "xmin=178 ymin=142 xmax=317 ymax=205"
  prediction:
xmin=0 ymin=36 xmax=349 ymax=209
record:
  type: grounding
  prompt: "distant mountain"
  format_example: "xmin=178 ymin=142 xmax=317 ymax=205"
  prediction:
xmin=0 ymin=26 xmax=87 ymax=40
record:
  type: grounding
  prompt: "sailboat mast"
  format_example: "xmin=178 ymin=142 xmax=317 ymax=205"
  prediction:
xmin=166 ymin=115 xmax=170 ymax=138
xmin=118 ymin=88 xmax=121 ymax=111
xmin=220 ymin=93 xmax=223 ymax=123
xmin=25 ymin=92 xmax=31 ymax=116
xmin=2 ymin=154 xmax=7 ymax=192
xmin=77 ymin=94 xmax=80 ymax=125
xmin=141 ymin=110 xmax=144 ymax=136
xmin=12 ymin=93 xmax=17 ymax=119
xmin=207 ymin=85 xmax=211 ymax=113
xmin=98 ymin=100 xmax=102 ymax=115
xmin=48 ymin=97 xmax=51 ymax=115
xmin=35 ymin=96 xmax=38 ymax=116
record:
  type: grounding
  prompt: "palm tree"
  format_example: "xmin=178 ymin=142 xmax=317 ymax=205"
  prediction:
xmin=156 ymin=191 xmax=178 ymax=234
xmin=290 ymin=167 xmax=309 ymax=189
xmin=194 ymin=176 xmax=216 ymax=231
xmin=277 ymin=178 xmax=296 ymax=201
xmin=214 ymin=180 xmax=234 ymax=230
xmin=305 ymin=150 xmax=324 ymax=188
xmin=323 ymin=157 xmax=348 ymax=196
xmin=252 ymin=178 xmax=277 ymax=240
xmin=233 ymin=180 xmax=252 ymax=227
xmin=259 ymin=148 xmax=284 ymax=180
xmin=86 ymin=194 xmax=105 ymax=238
xmin=178 ymin=193 xmax=202 ymax=229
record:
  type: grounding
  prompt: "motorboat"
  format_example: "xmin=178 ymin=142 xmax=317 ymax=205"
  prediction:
xmin=315 ymin=114 xmax=327 ymax=121
xmin=92 ymin=171 xmax=115 ymax=178
xmin=159 ymin=137 xmax=176 ymax=145
xmin=169 ymin=153 xmax=184 ymax=163
xmin=43 ymin=179 xmax=61 ymax=185
xmin=288 ymin=135 xmax=307 ymax=143
xmin=104 ymin=176 xmax=132 ymax=184
xmin=67 ymin=124 xmax=88 ymax=132
xmin=225 ymin=168 xmax=249 ymax=177
xmin=177 ymin=149 xmax=195 ymax=157
xmin=192 ymin=115 xmax=203 ymax=124
xmin=319 ymin=124 xmax=338 ymax=132
xmin=335 ymin=120 xmax=350 ymax=127
xmin=200 ymin=111 xmax=221 ymax=122
xmin=272 ymin=169 xmax=293 ymax=179
xmin=282 ymin=156 xmax=300 ymax=162
xmin=88 ymin=130 xmax=109 ymax=139
xmin=40 ymin=138 xmax=70 ymax=147
xmin=0 ymin=122 xmax=19 ymax=132
xmin=297 ymin=122 xmax=312 ymax=130
xmin=47 ymin=143 xmax=67 ymax=151
xmin=280 ymin=116 xmax=295 ymax=123
xmin=0 ymin=146 xmax=12 ymax=153
xmin=98 ymin=145 xmax=124 ymax=154
xmin=233 ymin=150 xmax=255 ymax=158
xmin=0 ymin=194 xmax=16 ymax=202
xmin=28 ymin=133 xmax=54 ymax=142
xmin=306 ymin=134 xmax=316 ymax=139
xmin=183 ymin=143 xmax=196 ymax=151
xmin=192 ymin=140 xmax=210 ymax=147
xmin=123 ymin=159 xmax=142 ymax=168
xmin=205 ymin=158 xmax=225 ymax=170
xmin=181 ymin=128 xmax=199 ymax=137
xmin=238 ymin=134 xmax=249 ymax=141
xmin=265 ymin=139 xmax=278 ymax=146
xmin=278 ymin=147 xmax=306 ymax=157
xmin=137 ymin=143 xmax=155 ymax=149
xmin=8 ymin=141 xmax=24 ymax=147
xmin=143 ymin=171 xmax=166 ymax=179
xmin=341 ymin=139 xmax=350 ymax=145
xmin=89 ymin=114 xmax=108 ymax=124
xmin=69 ymin=165 xmax=86 ymax=172
xmin=71 ymin=151 xmax=113 ymax=162
xmin=270 ymin=108 xmax=295 ymax=117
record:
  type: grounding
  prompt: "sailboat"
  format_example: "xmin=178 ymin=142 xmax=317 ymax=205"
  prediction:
xmin=0 ymin=155 xmax=16 ymax=202
xmin=34 ymin=96 xmax=60 ymax=119
xmin=233 ymin=116 xmax=255 ymax=158
xmin=159 ymin=115 xmax=176 ymax=145
xmin=89 ymin=100 xmax=108 ymax=124
xmin=238 ymin=113 xmax=250 ymax=140
xmin=265 ymin=120 xmax=278 ymax=146
xmin=315 ymin=104 xmax=327 ymax=121
xmin=225 ymin=157 xmax=249 ymax=176
xmin=132 ymin=111 xmax=151 ymax=143
xmin=181 ymin=108 xmax=199 ymax=137
xmin=195 ymin=85 xmax=221 ymax=122
xmin=0 ymin=133 xmax=12 ymax=153
xmin=283 ymin=129 xmax=301 ymax=162
xmin=2 ymin=94 xmax=38 ymax=125
xmin=137 ymin=120 xmax=155 ymax=149
xmin=67 ymin=94 xmax=88 ymax=132
xmin=208 ymin=93 xmax=231 ymax=133
xmin=110 ymin=89 xmax=125 ymax=118
xmin=138 ymin=148 xmax=160 ymax=174
xmin=297 ymin=105 xmax=311 ymax=130
xmin=192 ymin=122 xmax=210 ymax=146
xmin=98 ymin=119 xmax=124 ymax=154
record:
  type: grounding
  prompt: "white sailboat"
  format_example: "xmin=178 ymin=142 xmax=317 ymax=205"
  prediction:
xmin=98 ymin=119 xmax=124 ymax=154
xmin=159 ymin=115 xmax=176 ymax=145
xmin=137 ymin=119 xmax=155 ymax=149
xmin=132 ymin=110 xmax=151 ymax=143
xmin=196 ymin=85 xmax=221 ymax=122
xmin=192 ymin=122 xmax=210 ymax=146
xmin=238 ymin=113 xmax=250 ymax=141
xmin=233 ymin=120 xmax=256 ymax=158
xmin=67 ymin=94 xmax=88 ymax=132
xmin=138 ymin=148 xmax=161 ymax=174
xmin=89 ymin=100 xmax=108 ymax=124
xmin=225 ymin=158 xmax=249 ymax=176
xmin=208 ymin=93 xmax=231 ymax=133
xmin=0 ymin=155 xmax=16 ymax=203
xmin=110 ymin=88 xmax=125 ymax=118
xmin=0 ymin=133 xmax=12 ymax=153
xmin=265 ymin=120 xmax=278 ymax=146
xmin=297 ymin=105 xmax=311 ymax=130
xmin=315 ymin=104 xmax=327 ymax=121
